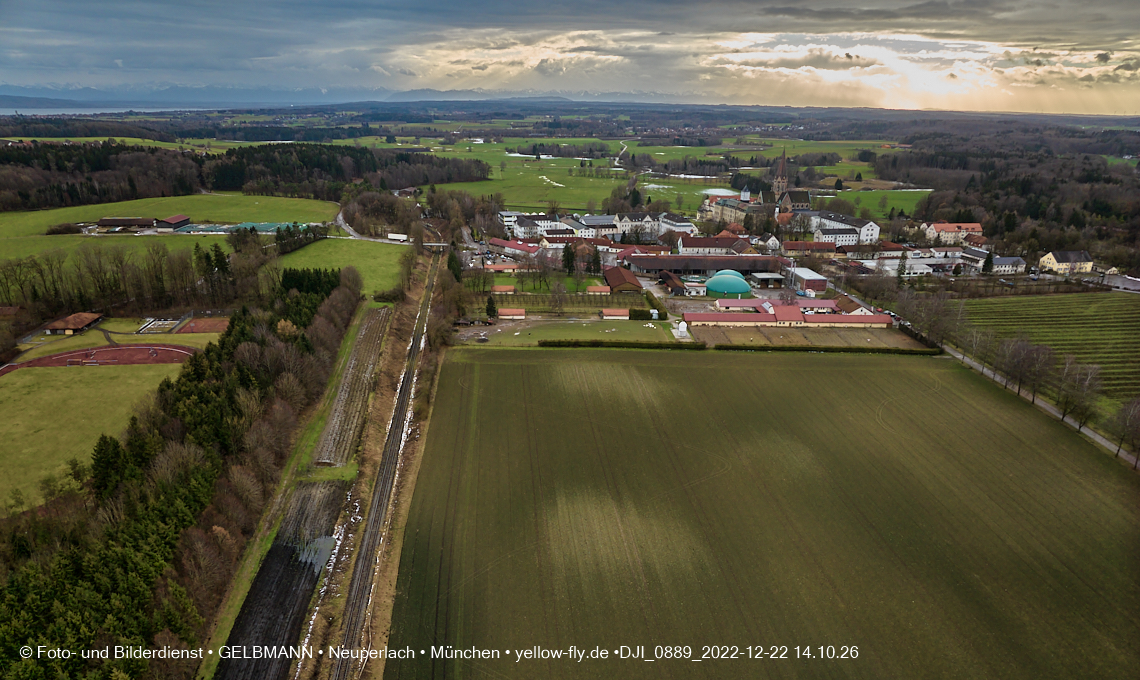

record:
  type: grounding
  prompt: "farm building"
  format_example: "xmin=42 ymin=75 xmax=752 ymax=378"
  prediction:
xmin=586 ymin=285 xmax=611 ymax=294
xmin=835 ymin=295 xmax=872 ymax=315
xmin=488 ymin=238 xmax=540 ymax=257
xmin=659 ymin=270 xmax=686 ymax=295
xmin=788 ymin=267 xmax=828 ymax=292
xmin=491 ymin=285 xmax=516 ymax=294
xmin=748 ymin=272 xmax=784 ymax=288
xmin=601 ymin=309 xmax=630 ymax=320
xmin=705 ymin=271 xmax=752 ymax=299
xmin=603 ymin=266 xmax=643 ymax=293
xmin=45 ymin=312 xmax=103 ymax=335
xmin=157 ymin=214 xmax=190 ymax=231
xmin=97 ymin=217 xmax=154 ymax=230
xmin=781 ymin=241 xmax=836 ymax=257
xmin=498 ymin=308 xmax=526 ymax=320
xmin=683 ymin=311 xmax=892 ymax=328
xmin=627 ymin=255 xmax=784 ymax=277
xmin=677 ymin=235 xmax=751 ymax=255
xmin=685 ymin=282 xmax=707 ymax=296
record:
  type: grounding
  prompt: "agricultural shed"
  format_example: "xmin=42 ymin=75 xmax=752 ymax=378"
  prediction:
xmin=45 ymin=312 xmax=103 ymax=335
xmin=97 ymin=217 xmax=154 ymax=230
xmin=788 ymin=267 xmax=828 ymax=292
xmin=603 ymin=266 xmax=643 ymax=292
xmin=628 ymin=255 xmax=783 ymax=277
xmin=157 ymin=214 xmax=190 ymax=230
xmin=659 ymin=270 xmax=686 ymax=295
xmin=491 ymin=285 xmax=516 ymax=294
xmin=498 ymin=308 xmax=526 ymax=320
xmin=601 ymin=309 xmax=630 ymax=320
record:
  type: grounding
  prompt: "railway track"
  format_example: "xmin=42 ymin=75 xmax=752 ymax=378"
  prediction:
xmin=329 ymin=252 xmax=441 ymax=680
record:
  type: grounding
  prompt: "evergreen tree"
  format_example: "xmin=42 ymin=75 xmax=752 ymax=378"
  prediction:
xmin=897 ymin=252 xmax=908 ymax=285
xmin=590 ymin=247 xmax=602 ymax=275
xmin=561 ymin=244 xmax=575 ymax=274
xmin=91 ymin=434 xmax=127 ymax=498
xmin=447 ymin=250 xmax=463 ymax=282
xmin=983 ymin=250 xmax=994 ymax=274
xmin=486 ymin=294 xmax=498 ymax=318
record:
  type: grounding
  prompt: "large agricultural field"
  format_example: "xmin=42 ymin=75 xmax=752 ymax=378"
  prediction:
xmin=279 ymin=238 xmax=407 ymax=292
xmin=0 ymin=364 xmax=182 ymax=504
xmin=962 ymin=292 xmax=1140 ymax=401
xmin=386 ymin=350 xmax=1140 ymax=679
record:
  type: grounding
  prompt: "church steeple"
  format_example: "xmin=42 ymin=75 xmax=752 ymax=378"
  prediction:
xmin=772 ymin=148 xmax=788 ymax=196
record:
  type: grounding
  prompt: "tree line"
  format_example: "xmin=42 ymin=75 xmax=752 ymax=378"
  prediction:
xmin=1 ymin=266 xmax=365 ymax=679
xmin=204 ymin=143 xmax=490 ymax=201
xmin=894 ymin=288 xmax=1140 ymax=461
xmin=0 ymin=141 xmax=202 ymax=211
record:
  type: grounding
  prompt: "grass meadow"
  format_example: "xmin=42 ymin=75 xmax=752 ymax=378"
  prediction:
xmin=962 ymin=292 xmax=1140 ymax=401
xmin=0 ymin=364 xmax=182 ymax=504
xmin=385 ymin=350 xmax=1140 ymax=679
xmin=0 ymin=193 xmax=339 ymax=238
xmin=473 ymin=319 xmax=673 ymax=346
xmin=279 ymin=238 xmax=407 ymax=292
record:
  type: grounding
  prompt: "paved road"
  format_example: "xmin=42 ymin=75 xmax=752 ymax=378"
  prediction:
xmin=942 ymin=344 xmax=1138 ymax=469
xmin=334 ymin=211 xmax=412 ymax=245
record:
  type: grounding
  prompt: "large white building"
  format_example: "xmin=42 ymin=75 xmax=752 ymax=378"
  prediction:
xmin=814 ymin=227 xmax=859 ymax=247
xmin=812 ymin=211 xmax=880 ymax=244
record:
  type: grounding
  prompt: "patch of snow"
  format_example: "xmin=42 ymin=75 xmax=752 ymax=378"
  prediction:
xmin=702 ymin=188 xmax=739 ymax=196
xmin=506 ymin=152 xmax=557 ymax=159
xmin=539 ymin=175 xmax=565 ymax=187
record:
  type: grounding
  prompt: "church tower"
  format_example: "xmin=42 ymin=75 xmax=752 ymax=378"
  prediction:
xmin=772 ymin=148 xmax=788 ymax=196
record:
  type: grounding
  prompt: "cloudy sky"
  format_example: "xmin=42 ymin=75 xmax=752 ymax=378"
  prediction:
xmin=1 ymin=0 xmax=1139 ymax=113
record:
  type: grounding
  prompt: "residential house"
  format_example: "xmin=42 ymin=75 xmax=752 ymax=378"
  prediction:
xmin=814 ymin=227 xmax=859 ymax=247
xmin=754 ymin=233 xmax=780 ymax=252
xmin=835 ymin=294 xmax=872 ymax=315
xmin=812 ymin=211 xmax=880 ymax=244
xmin=992 ymin=256 xmax=1026 ymax=275
xmin=922 ymin=221 xmax=983 ymax=245
xmin=963 ymin=233 xmax=991 ymax=250
xmin=1039 ymin=250 xmax=1094 ymax=275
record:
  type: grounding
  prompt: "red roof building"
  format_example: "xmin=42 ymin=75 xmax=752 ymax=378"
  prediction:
xmin=45 ymin=312 xmax=103 ymax=335
xmin=603 ymin=266 xmax=643 ymax=292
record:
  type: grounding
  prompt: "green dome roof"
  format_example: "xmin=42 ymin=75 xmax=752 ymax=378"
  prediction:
xmin=706 ymin=274 xmax=751 ymax=294
xmin=714 ymin=269 xmax=745 ymax=280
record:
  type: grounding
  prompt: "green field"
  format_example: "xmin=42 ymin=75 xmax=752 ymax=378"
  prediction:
xmin=279 ymin=238 xmax=407 ymax=292
xmin=0 ymin=364 xmax=182 ymax=504
xmin=816 ymin=189 xmax=931 ymax=220
xmin=0 ymin=194 xmax=339 ymax=238
xmin=386 ymin=350 xmax=1140 ymax=679
xmin=962 ymin=292 xmax=1140 ymax=401
xmin=473 ymin=319 xmax=673 ymax=346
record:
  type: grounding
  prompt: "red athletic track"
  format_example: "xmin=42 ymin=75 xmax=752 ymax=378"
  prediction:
xmin=0 ymin=344 xmax=197 ymax=378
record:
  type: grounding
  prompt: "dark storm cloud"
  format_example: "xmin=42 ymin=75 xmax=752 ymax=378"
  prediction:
xmin=0 ymin=0 xmax=1138 ymax=113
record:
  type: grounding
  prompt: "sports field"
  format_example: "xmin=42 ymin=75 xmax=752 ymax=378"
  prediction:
xmin=0 ymin=364 xmax=182 ymax=504
xmin=962 ymin=292 xmax=1140 ymax=400
xmin=279 ymin=238 xmax=407 ymax=292
xmin=691 ymin=325 xmax=922 ymax=349
xmin=16 ymin=326 xmax=219 ymax=361
xmin=385 ymin=350 xmax=1140 ymax=679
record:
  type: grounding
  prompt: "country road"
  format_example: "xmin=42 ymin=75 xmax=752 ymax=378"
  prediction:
xmin=942 ymin=344 xmax=1138 ymax=469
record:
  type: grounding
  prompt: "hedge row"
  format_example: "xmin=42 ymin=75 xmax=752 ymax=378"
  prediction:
xmin=537 ymin=339 xmax=708 ymax=350
xmin=713 ymin=344 xmax=942 ymax=355
xmin=644 ymin=290 xmax=669 ymax=317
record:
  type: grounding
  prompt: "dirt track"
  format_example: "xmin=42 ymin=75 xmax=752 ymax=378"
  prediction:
xmin=0 ymin=344 xmax=196 ymax=378
xmin=177 ymin=317 xmax=230 ymax=333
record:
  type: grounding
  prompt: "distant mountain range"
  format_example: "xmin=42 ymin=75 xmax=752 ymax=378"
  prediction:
xmin=0 ymin=84 xmax=699 ymax=110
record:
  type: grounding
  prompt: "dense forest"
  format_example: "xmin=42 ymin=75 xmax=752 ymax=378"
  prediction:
xmin=1 ymin=260 xmax=364 ymax=679
xmin=0 ymin=142 xmax=202 ymax=211
xmin=205 ymin=143 xmax=490 ymax=200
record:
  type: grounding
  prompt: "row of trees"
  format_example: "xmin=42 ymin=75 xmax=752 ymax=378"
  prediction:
xmin=892 ymin=288 xmax=1140 ymax=460
xmin=1 ymin=266 xmax=364 ymax=678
